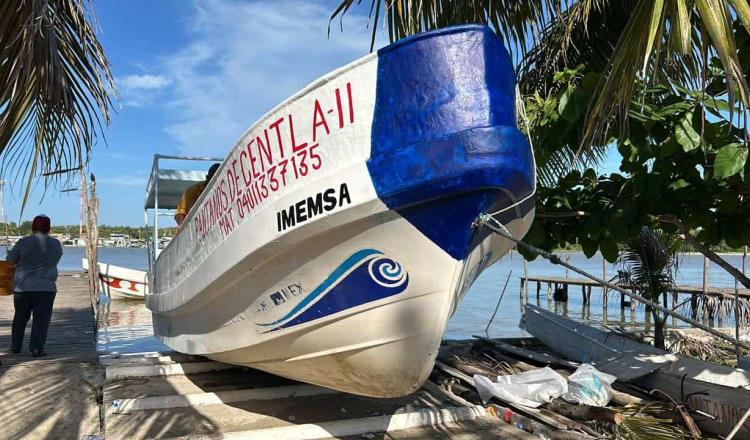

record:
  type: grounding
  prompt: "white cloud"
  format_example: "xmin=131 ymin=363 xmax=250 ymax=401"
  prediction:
xmin=118 ymin=74 xmax=172 ymax=107
xmin=120 ymin=74 xmax=172 ymax=90
xmin=159 ymin=0 xmax=382 ymax=156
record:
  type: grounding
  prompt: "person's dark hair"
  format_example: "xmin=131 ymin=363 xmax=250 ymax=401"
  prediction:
xmin=206 ymin=163 xmax=220 ymax=181
xmin=32 ymin=215 xmax=51 ymax=234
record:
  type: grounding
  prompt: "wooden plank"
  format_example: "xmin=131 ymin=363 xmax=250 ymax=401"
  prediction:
xmin=473 ymin=335 xmax=578 ymax=369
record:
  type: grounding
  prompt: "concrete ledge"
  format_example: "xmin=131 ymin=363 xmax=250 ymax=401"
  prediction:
xmin=105 ymin=361 xmax=236 ymax=381
xmin=164 ymin=405 xmax=487 ymax=440
xmin=110 ymin=383 xmax=338 ymax=413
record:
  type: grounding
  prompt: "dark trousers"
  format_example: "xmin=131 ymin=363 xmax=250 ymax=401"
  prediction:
xmin=11 ymin=291 xmax=56 ymax=353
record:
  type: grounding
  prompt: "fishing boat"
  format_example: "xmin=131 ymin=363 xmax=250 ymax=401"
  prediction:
xmin=83 ymin=258 xmax=148 ymax=299
xmin=144 ymin=25 xmax=535 ymax=397
xmin=524 ymin=304 xmax=750 ymax=437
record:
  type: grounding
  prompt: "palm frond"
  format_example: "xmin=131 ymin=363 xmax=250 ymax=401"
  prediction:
xmin=330 ymin=0 xmax=572 ymax=58
xmin=330 ymin=0 xmax=750 ymax=179
xmin=618 ymin=415 xmax=695 ymax=440
xmin=618 ymin=227 xmax=678 ymax=303
xmin=0 ymin=0 xmax=115 ymax=212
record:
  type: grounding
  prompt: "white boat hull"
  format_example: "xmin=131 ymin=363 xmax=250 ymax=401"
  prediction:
xmin=147 ymin=26 xmax=535 ymax=397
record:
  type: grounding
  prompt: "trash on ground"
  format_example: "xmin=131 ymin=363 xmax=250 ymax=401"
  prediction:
xmin=562 ymin=363 xmax=617 ymax=407
xmin=473 ymin=367 xmax=567 ymax=408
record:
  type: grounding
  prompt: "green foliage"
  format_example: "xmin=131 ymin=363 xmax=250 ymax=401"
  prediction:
xmin=332 ymin=0 xmax=750 ymax=169
xmin=619 ymin=228 xmax=679 ymax=348
xmin=0 ymin=1 xmax=114 ymax=212
xmin=524 ymin=21 xmax=750 ymax=262
xmin=0 ymin=222 xmax=169 ymax=241
xmin=714 ymin=143 xmax=748 ymax=179
xmin=674 ymin=110 xmax=700 ymax=152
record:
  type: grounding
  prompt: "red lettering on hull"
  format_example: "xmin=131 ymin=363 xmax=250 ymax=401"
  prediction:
xmin=192 ymin=83 xmax=357 ymax=242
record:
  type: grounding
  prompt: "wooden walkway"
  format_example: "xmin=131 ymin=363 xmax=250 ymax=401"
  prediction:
xmin=521 ymin=275 xmax=750 ymax=298
xmin=0 ymin=272 xmax=101 ymax=440
xmin=0 ymin=272 xmax=96 ymax=359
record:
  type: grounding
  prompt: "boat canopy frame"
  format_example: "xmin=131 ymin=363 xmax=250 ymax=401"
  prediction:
xmin=144 ymin=154 xmax=223 ymax=282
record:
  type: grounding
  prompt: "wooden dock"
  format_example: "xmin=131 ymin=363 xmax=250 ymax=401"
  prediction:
xmin=521 ymin=274 xmax=750 ymax=321
xmin=0 ymin=272 xmax=102 ymax=440
xmin=522 ymin=275 xmax=750 ymax=298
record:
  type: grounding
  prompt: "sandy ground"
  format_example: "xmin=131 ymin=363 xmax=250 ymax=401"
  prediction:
xmin=0 ymin=355 xmax=103 ymax=440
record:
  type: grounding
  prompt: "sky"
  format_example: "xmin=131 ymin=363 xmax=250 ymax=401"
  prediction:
xmin=5 ymin=0 xmax=382 ymax=227
xmin=5 ymin=0 xmax=618 ymax=227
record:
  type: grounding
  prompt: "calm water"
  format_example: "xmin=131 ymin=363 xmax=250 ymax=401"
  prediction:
xmin=82 ymin=247 xmax=748 ymax=354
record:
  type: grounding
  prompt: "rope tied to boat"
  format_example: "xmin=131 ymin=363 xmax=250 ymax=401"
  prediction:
xmin=475 ymin=213 xmax=750 ymax=352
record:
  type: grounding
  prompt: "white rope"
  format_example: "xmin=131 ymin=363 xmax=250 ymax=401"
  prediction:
xmin=476 ymin=213 xmax=750 ymax=352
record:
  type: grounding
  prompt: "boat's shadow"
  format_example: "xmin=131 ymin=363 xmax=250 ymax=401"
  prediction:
xmin=103 ymin=362 xmax=468 ymax=439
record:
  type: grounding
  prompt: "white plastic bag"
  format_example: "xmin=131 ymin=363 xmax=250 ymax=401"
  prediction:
xmin=473 ymin=367 xmax=568 ymax=408
xmin=562 ymin=363 xmax=617 ymax=407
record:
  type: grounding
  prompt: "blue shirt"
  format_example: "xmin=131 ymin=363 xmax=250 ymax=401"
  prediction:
xmin=6 ymin=233 xmax=64 ymax=292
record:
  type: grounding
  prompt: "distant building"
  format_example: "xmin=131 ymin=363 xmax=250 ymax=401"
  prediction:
xmin=62 ymin=237 xmax=86 ymax=247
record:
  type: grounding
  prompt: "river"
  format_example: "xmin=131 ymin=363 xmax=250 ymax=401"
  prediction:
xmin=60 ymin=247 xmax=747 ymax=354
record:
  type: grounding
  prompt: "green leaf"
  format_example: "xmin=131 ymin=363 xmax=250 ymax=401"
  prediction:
xmin=527 ymin=221 xmax=546 ymax=245
xmin=730 ymin=0 xmax=750 ymax=36
xmin=600 ymin=236 xmax=619 ymax=263
xmin=667 ymin=179 xmax=690 ymax=190
xmin=671 ymin=0 xmax=691 ymax=54
xmin=581 ymin=237 xmax=598 ymax=258
xmin=558 ymin=85 xmax=574 ymax=116
xmin=714 ymin=143 xmax=748 ymax=179
xmin=642 ymin=0 xmax=665 ymax=75
xmin=675 ymin=111 xmax=700 ymax=152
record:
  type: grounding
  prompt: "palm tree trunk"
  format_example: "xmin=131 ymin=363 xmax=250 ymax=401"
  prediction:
xmin=653 ymin=310 xmax=665 ymax=349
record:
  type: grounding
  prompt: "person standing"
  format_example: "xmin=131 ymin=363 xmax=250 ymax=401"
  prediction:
xmin=174 ymin=163 xmax=220 ymax=227
xmin=6 ymin=215 xmax=63 ymax=357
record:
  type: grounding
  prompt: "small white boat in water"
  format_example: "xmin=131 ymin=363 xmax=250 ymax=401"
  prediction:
xmin=82 ymin=258 xmax=148 ymax=299
xmin=144 ymin=25 xmax=535 ymax=397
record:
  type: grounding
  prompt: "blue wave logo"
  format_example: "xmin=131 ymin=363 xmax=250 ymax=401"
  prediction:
xmin=257 ymin=249 xmax=408 ymax=332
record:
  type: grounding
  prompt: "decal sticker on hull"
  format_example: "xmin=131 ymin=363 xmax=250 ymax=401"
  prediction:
xmin=99 ymin=275 xmax=144 ymax=293
xmin=256 ymin=249 xmax=408 ymax=332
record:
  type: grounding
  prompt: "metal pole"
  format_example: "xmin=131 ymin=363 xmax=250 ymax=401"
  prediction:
xmin=703 ymin=256 xmax=709 ymax=294
xmin=737 ymin=247 xmax=747 ymax=365
xmin=477 ymin=215 xmax=750 ymax=351
xmin=153 ymin=167 xmax=159 ymax=262
xmin=703 ymin=256 xmax=710 ymax=321
xmin=485 ymin=271 xmax=512 ymax=333
xmin=726 ymin=406 xmax=750 ymax=440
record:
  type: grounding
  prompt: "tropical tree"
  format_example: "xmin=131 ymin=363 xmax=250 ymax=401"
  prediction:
xmin=618 ymin=227 xmax=680 ymax=349
xmin=330 ymin=0 xmax=750 ymax=181
xmin=521 ymin=22 xmax=750 ymax=288
xmin=0 ymin=0 xmax=114 ymax=207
